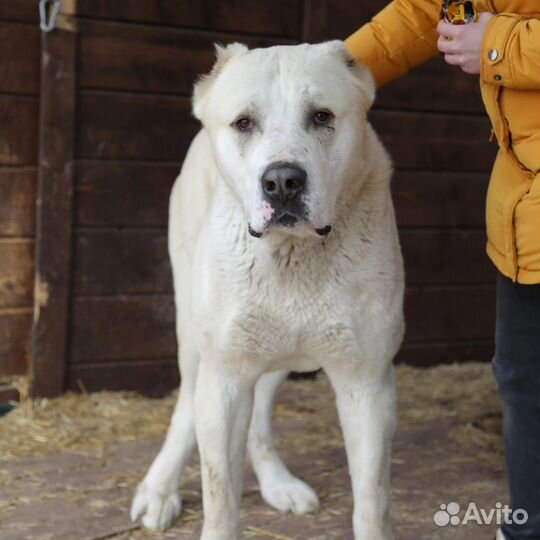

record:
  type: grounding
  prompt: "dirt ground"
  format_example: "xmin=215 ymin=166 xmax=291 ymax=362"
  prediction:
xmin=0 ymin=363 xmax=507 ymax=540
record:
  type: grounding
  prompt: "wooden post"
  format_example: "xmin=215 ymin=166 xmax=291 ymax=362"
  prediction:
xmin=32 ymin=20 xmax=77 ymax=397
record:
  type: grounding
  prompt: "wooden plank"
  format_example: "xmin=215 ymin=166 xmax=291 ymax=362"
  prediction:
xmin=75 ymin=161 xmax=177 ymax=227
xmin=74 ymin=0 xmax=303 ymax=38
xmin=404 ymin=286 xmax=496 ymax=343
xmin=76 ymin=167 xmax=488 ymax=230
xmin=370 ymin=110 xmax=497 ymax=171
xmin=0 ymin=168 xmax=37 ymax=236
xmin=67 ymin=359 xmax=179 ymax=397
xmin=393 ymin=170 xmax=489 ymax=228
xmin=0 ymin=95 xmax=39 ymax=165
xmin=400 ymin=230 xmax=494 ymax=286
xmin=0 ymin=309 xmax=32 ymax=376
xmin=304 ymin=0 xmax=388 ymax=42
xmin=78 ymin=16 xmax=480 ymax=114
xmin=395 ymin=340 xmax=494 ymax=366
xmin=78 ymin=20 xmax=295 ymax=95
xmin=69 ymin=286 xmax=494 ymax=365
xmin=0 ymin=23 xmax=40 ymax=95
xmin=77 ymin=92 xmax=496 ymax=169
xmin=0 ymin=1 xmax=38 ymax=23
xmin=32 ymin=29 xmax=77 ymax=398
xmin=76 ymin=92 xmax=198 ymax=161
xmin=0 ymin=240 xmax=34 ymax=308
xmin=376 ymin=57 xmax=484 ymax=115
xmin=70 ymin=296 xmax=176 ymax=363
xmin=71 ymin=229 xmax=492 ymax=299
xmin=73 ymin=230 xmax=173 ymax=296
xmin=74 ymin=165 xmax=488 ymax=231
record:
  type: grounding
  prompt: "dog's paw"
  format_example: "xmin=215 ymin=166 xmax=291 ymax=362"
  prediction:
xmin=261 ymin=476 xmax=319 ymax=515
xmin=130 ymin=482 xmax=182 ymax=530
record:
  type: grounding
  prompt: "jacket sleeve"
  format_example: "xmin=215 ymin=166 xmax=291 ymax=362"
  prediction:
xmin=481 ymin=15 xmax=540 ymax=90
xmin=344 ymin=0 xmax=441 ymax=88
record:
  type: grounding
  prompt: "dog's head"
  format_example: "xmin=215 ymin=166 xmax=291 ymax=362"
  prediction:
xmin=193 ymin=41 xmax=375 ymax=238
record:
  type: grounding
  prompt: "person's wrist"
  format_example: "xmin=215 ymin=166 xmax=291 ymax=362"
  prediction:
xmin=480 ymin=13 xmax=498 ymax=82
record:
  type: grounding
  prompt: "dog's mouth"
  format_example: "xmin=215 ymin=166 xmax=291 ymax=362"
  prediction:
xmin=248 ymin=214 xmax=332 ymax=238
xmin=248 ymin=198 xmax=332 ymax=239
xmin=275 ymin=212 xmax=300 ymax=227
xmin=247 ymin=213 xmax=301 ymax=238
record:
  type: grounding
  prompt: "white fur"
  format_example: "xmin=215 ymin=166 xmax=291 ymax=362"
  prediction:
xmin=131 ymin=41 xmax=404 ymax=540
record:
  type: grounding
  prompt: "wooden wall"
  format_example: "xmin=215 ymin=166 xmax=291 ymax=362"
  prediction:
xmin=0 ymin=1 xmax=498 ymax=398
xmin=0 ymin=2 xmax=40 ymax=401
xmin=65 ymin=1 xmax=301 ymax=396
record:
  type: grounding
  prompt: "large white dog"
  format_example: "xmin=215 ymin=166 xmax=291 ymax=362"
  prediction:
xmin=131 ymin=41 xmax=404 ymax=540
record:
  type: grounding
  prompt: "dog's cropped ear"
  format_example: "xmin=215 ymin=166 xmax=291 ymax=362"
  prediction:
xmin=349 ymin=60 xmax=376 ymax=113
xmin=325 ymin=40 xmax=376 ymax=113
xmin=193 ymin=42 xmax=249 ymax=121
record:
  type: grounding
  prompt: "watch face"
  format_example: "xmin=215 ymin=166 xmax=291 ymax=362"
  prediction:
xmin=441 ymin=0 xmax=478 ymax=24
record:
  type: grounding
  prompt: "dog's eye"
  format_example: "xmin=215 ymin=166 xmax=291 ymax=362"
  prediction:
xmin=234 ymin=117 xmax=254 ymax=131
xmin=313 ymin=110 xmax=333 ymax=125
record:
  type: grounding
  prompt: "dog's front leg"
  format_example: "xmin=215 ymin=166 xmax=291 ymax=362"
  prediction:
xmin=327 ymin=363 xmax=396 ymax=540
xmin=195 ymin=359 xmax=255 ymax=540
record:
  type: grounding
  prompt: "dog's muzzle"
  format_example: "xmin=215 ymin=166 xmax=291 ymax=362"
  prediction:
xmin=260 ymin=162 xmax=308 ymax=227
xmin=247 ymin=162 xmax=332 ymax=238
xmin=261 ymin=162 xmax=306 ymax=205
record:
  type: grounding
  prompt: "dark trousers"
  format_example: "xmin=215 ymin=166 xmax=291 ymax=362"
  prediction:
xmin=492 ymin=272 xmax=540 ymax=540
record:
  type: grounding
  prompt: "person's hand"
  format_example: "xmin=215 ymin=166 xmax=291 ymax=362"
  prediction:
xmin=437 ymin=13 xmax=495 ymax=74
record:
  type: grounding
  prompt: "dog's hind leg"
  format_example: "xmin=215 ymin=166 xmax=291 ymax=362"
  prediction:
xmin=130 ymin=338 xmax=198 ymax=530
xmin=248 ymin=371 xmax=320 ymax=515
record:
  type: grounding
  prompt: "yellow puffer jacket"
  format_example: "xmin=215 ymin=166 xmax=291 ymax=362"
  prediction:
xmin=346 ymin=0 xmax=540 ymax=284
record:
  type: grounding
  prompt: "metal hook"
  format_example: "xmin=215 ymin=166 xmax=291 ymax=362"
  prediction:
xmin=39 ymin=0 xmax=61 ymax=33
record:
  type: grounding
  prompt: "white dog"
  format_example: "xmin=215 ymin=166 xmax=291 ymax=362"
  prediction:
xmin=131 ymin=41 xmax=404 ymax=540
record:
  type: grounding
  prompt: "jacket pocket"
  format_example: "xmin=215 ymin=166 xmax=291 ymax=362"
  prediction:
xmin=480 ymin=83 xmax=510 ymax=150
xmin=487 ymin=150 xmax=534 ymax=280
xmin=514 ymin=172 xmax=540 ymax=276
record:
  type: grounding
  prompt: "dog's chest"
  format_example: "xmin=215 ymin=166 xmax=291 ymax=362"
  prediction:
xmin=207 ymin=238 xmax=385 ymax=364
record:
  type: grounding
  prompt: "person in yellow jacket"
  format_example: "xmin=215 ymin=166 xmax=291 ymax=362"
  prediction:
xmin=346 ymin=2 xmax=539 ymax=540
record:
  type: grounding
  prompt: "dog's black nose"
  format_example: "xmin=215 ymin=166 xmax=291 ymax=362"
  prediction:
xmin=261 ymin=163 xmax=306 ymax=203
